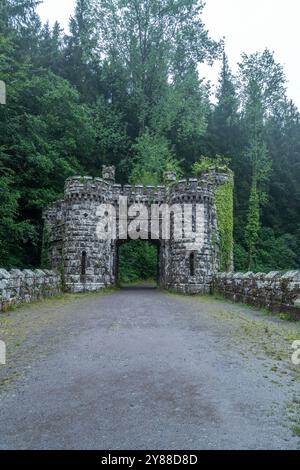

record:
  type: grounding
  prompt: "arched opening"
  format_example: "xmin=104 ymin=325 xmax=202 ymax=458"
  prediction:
xmin=117 ymin=240 xmax=160 ymax=288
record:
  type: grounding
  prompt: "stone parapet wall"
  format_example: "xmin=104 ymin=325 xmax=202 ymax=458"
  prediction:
xmin=0 ymin=269 xmax=61 ymax=312
xmin=213 ymin=271 xmax=300 ymax=319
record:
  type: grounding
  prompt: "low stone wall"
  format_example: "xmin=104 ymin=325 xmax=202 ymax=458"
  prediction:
xmin=213 ymin=271 xmax=300 ymax=319
xmin=0 ymin=269 xmax=61 ymax=312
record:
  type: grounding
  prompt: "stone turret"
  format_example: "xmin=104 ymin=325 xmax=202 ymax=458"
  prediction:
xmin=163 ymin=171 xmax=177 ymax=184
xmin=199 ymin=167 xmax=234 ymax=192
xmin=102 ymin=165 xmax=115 ymax=183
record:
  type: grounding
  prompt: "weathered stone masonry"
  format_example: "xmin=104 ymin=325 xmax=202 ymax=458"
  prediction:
xmin=213 ymin=271 xmax=300 ymax=319
xmin=43 ymin=166 xmax=231 ymax=294
xmin=0 ymin=269 xmax=61 ymax=312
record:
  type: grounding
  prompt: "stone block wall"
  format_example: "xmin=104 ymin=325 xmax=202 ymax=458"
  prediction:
xmin=0 ymin=269 xmax=61 ymax=312
xmin=213 ymin=271 xmax=300 ymax=319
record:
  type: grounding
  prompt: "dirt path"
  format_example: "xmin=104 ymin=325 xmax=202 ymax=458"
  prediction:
xmin=0 ymin=287 xmax=299 ymax=450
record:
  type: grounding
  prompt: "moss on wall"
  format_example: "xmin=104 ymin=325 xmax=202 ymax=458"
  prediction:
xmin=215 ymin=176 xmax=234 ymax=272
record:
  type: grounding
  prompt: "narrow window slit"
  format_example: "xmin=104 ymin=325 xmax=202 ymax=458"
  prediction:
xmin=189 ymin=252 xmax=195 ymax=277
xmin=81 ymin=251 xmax=87 ymax=276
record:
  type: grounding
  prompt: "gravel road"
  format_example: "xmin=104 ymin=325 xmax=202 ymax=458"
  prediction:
xmin=0 ymin=287 xmax=299 ymax=449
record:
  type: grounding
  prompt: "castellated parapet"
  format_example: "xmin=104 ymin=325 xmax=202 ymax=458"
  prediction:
xmin=43 ymin=167 xmax=232 ymax=293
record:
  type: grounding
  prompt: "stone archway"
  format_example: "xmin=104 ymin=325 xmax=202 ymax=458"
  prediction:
xmin=43 ymin=166 xmax=232 ymax=294
xmin=115 ymin=239 xmax=161 ymax=288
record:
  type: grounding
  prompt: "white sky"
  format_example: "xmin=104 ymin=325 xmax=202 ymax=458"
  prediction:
xmin=37 ymin=0 xmax=300 ymax=107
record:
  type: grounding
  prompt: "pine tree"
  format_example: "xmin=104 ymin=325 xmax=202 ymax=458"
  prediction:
xmin=245 ymin=178 xmax=260 ymax=269
xmin=37 ymin=21 xmax=64 ymax=74
xmin=212 ymin=52 xmax=240 ymax=156
xmin=237 ymin=50 xmax=286 ymax=268
xmin=63 ymin=0 xmax=100 ymax=101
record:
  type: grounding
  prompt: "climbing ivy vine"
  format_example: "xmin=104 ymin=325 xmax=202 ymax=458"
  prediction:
xmin=193 ymin=156 xmax=234 ymax=272
xmin=215 ymin=177 xmax=234 ymax=272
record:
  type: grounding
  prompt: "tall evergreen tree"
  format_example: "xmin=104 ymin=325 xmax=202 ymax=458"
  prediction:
xmin=211 ymin=52 xmax=240 ymax=156
xmin=37 ymin=21 xmax=64 ymax=74
xmin=237 ymin=50 xmax=285 ymax=268
xmin=64 ymin=0 xmax=100 ymax=101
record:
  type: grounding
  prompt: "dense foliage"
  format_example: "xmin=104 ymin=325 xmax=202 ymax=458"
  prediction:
xmin=0 ymin=0 xmax=299 ymax=273
xmin=215 ymin=178 xmax=234 ymax=272
xmin=118 ymin=240 xmax=157 ymax=285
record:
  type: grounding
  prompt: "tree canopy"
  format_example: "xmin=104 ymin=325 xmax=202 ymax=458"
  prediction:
xmin=0 ymin=0 xmax=299 ymax=272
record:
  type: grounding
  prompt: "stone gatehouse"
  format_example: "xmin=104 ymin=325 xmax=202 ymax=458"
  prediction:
xmin=43 ymin=166 xmax=232 ymax=294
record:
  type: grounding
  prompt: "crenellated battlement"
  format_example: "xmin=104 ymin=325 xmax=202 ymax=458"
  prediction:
xmin=169 ymin=178 xmax=215 ymax=203
xmin=64 ymin=176 xmax=110 ymax=199
xmin=62 ymin=169 xmax=223 ymax=206
xmin=199 ymin=169 xmax=234 ymax=188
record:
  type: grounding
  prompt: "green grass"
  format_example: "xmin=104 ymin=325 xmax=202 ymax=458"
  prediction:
xmin=0 ymin=287 xmax=116 ymax=314
xmin=292 ymin=426 xmax=300 ymax=437
xmin=119 ymin=278 xmax=157 ymax=288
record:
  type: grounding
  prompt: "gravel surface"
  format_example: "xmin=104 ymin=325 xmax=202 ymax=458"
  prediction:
xmin=0 ymin=287 xmax=299 ymax=450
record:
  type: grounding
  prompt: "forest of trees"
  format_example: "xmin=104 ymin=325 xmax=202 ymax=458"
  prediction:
xmin=0 ymin=0 xmax=300 ymax=274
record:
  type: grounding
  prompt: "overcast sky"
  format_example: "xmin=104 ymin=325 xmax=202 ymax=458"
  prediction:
xmin=37 ymin=0 xmax=300 ymax=107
